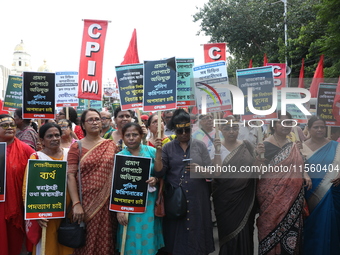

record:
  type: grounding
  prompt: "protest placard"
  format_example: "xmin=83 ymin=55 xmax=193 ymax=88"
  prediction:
xmin=276 ymin=92 xmax=308 ymax=124
xmin=55 ymin=72 xmax=79 ymax=107
xmin=25 ymin=160 xmax=67 ymax=219
xmin=193 ymin=61 xmax=232 ymax=113
xmin=22 ymin=72 xmax=55 ymax=119
xmin=110 ymin=154 xmax=151 ymax=213
xmin=176 ymin=58 xmax=195 ymax=107
xmin=3 ymin=75 xmax=23 ymax=111
xmin=116 ymin=64 xmax=143 ymax=110
xmin=143 ymin=57 xmax=177 ymax=111
xmin=317 ymin=83 xmax=338 ymax=126
xmin=236 ymin=66 xmax=277 ymax=120
xmin=0 ymin=143 xmax=6 ymax=202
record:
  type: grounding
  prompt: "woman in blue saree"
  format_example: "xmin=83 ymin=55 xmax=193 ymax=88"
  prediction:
xmin=116 ymin=122 xmax=164 ymax=255
xmin=302 ymin=116 xmax=340 ymax=255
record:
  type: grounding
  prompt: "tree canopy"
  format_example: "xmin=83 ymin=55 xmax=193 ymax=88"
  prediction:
xmin=193 ymin=0 xmax=340 ymax=83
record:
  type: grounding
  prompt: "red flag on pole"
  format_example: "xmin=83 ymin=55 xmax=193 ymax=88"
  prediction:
xmin=263 ymin=53 xmax=268 ymax=66
xmin=332 ymin=77 xmax=340 ymax=124
xmin=309 ymin=55 xmax=324 ymax=98
xmin=114 ymin=29 xmax=140 ymax=88
xmin=121 ymin=29 xmax=140 ymax=65
xmin=248 ymin=59 xmax=253 ymax=68
xmin=298 ymin=58 xmax=305 ymax=88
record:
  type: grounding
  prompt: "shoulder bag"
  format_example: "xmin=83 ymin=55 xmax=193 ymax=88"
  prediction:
xmin=58 ymin=141 xmax=86 ymax=248
xmin=163 ymin=152 xmax=189 ymax=220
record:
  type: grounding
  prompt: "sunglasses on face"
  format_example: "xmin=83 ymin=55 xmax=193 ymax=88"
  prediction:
xmin=0 ymin=123 xmax=16 ymax=129
xmin=175 ymin=127 xmax=191 ymax=135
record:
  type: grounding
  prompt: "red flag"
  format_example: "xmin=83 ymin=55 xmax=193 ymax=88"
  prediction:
xmin=78 ymin=19 xmax=108 ymax=100
xmin=114 ymin=29 xmax=140 ymax=88
xmin=263 ymin=53 xmax=268 ymax=66
xmin=203 ymin=43 xmax=226 ymax=63
xmin=0 ymin=100 xmax=9 ymax=114
xmin=248 ymin=59 xmax=253 ymax=68
xmin=333 ymin=77 xmax=340 ymax=124
xmin=298 ymin=58 xmax=305 ymax=88
xmin=309 ymin=55 xmax=324 ymax=98
xmin=121 ymin=29 xmax=140 ymax=65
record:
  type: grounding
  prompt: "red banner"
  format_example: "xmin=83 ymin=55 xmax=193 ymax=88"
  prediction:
xmin=78 ymin=19 xmax=108 ymax=100
xmin=203 ymin=43 xmax=226 ymax=63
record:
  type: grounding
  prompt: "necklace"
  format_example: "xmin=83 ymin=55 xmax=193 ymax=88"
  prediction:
xmin=273 ymin=134 xmax=287 ymax=148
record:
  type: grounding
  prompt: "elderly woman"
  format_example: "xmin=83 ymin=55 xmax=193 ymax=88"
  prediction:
xmin=57 ymin=119 xmax=77 ymax=152
xmin=256 ymin=111 xmax=311 ymax=255
xmin=116 ymin=122 xmax=164 ymax=254
xmin=302 ymin=116 xmax=340 ymax=255
xmin=212 ymin=122 xmax=257 ymax=255
xmin=25 ymin=123 xmax=73 ymax=255
xmin=67 ymin=108 xmax=118 ymax=254
xmin=0 ymin=114 xmax=35 ymax=255
xmin=155 ymin=109 xmax=215 ymax=255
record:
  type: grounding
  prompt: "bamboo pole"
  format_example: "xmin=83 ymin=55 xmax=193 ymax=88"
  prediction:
xmin=120 ymin=213 xmax=129 ymax=255
xmin=40 ymin=226 xmax=47 ymax=255
xmin=257 ymin=122 xmax=264 ymax=158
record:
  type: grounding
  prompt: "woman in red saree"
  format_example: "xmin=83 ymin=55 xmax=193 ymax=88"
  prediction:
xmin=0 ymin=114 xmax=34 ymax=255
xmin=256 ymin=112 xmax=311 ymax=255
xmin=67 ymin=109 xmax=118 ymax=254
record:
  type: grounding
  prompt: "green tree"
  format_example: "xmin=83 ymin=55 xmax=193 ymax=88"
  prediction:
xmin=194 ymin=0 xmax=340 ymax=81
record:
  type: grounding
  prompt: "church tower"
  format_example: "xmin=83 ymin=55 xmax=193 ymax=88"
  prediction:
xmin=11 ymin=40 xmax=32 ymax=75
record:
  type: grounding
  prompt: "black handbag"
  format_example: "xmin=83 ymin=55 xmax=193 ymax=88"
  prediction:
xmin=164 ymin=151 xmax=189 ymax=220
xmin=164 ymin=182 xmax=187 ymax=219
xmin=58 ymin=217 xmax=86 ymax=248
xmin=58 ymin=141 xmax=86 ymax=248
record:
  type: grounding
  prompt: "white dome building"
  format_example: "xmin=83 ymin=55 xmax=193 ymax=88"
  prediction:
xmin=11 ymin=40 xmax=32 ymax=75
xmin=37 ymin=59 xmax=52 ymax=72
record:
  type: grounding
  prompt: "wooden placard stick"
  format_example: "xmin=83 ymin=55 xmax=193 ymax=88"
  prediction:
xmin=120 ymin=213 xmax=129 ymax=255
xmin=40 ymin=226 xmax=47 ymax=255
xmin=257 ymin=122 xmax=264 ymax=158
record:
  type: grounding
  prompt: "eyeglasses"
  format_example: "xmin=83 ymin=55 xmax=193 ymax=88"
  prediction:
xmin=58 ymin=112 xmax=65 ymax=116
xmin=175 ymin=127 xmax=191 ymax=134
xmin=222 ymin=126 xmax=239 ymax=132
xmin=0 ymin=123 xmax=16 ymax=129
xmin=45 ymin=134 xmax=61 ymax=139
xmin=312 ymin=125 xmax=326 ymax=130
xmin=59 ymin=126 xmax=69 ymax=130
xmin=85 ymin=118 xmax=101 ymax=124
xmin=101 ymin=117 xmax=110 ymax=121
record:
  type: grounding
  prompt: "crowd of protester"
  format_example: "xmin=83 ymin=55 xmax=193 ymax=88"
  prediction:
xmin=1 ymin=107 xmax=340 ymax=255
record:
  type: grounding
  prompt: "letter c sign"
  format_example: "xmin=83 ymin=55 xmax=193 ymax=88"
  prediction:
xmin=204 ymin=43 xmax=226 ymax=63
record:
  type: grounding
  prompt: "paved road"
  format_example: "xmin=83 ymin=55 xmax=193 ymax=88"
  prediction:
xmin=210 ymin=214 xmax=259 ymax=255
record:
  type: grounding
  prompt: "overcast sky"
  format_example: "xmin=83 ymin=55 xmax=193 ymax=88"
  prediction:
xmin=1 ymin=0 xmax=210 ymax=83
